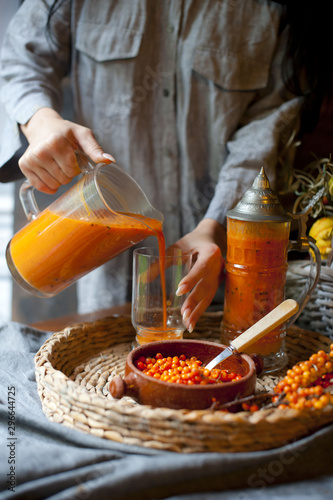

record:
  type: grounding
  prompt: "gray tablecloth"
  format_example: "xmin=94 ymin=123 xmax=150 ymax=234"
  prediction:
xmin=0 ymin=321 xmax=332 ymax=500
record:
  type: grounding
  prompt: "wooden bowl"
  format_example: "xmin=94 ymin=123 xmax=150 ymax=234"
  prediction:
xmin=110 ymin=339 xmax=257 ymax=410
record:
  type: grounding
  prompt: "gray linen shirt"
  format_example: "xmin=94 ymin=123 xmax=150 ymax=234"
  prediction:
xmin=0 ymin=0 xmax=303 ymax=311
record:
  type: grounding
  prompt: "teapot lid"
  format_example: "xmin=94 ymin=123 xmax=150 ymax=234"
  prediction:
xmin=226 ymin=167 xmax=291 ymax=222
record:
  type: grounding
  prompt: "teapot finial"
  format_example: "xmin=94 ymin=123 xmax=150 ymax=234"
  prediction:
xmin=226 ymin=166 xmax=291 ymax=222
xmin=252 ymin=166 xmax=270 ymax=190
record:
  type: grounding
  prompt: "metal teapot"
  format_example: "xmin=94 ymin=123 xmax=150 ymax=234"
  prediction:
xmin=220 ymin=167 xmax=321 ymax=372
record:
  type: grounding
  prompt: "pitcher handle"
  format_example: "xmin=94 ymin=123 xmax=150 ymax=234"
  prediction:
xmin=19 ymin=181 xmax=40 ymax=222
xmin=19 ymin=150 xmax=96 ymax=222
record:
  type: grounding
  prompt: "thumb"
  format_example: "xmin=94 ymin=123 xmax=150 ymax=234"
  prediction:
xmin=75 ymin=127 xmax=116 ymax=164
xmin=89 ymin=147 xmax=116 ymax=165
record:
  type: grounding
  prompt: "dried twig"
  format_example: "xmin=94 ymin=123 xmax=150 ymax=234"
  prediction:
xmin=210 ymin=391 xmax=274 ymax=411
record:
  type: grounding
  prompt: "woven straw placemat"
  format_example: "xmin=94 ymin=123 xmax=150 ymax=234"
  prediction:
xmin=287 ymin=260 xmax=333 ymax=338
xmin=35 ymin=313 xmax=333 ymax=453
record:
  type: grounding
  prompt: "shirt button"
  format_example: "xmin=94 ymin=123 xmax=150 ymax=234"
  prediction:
xmin=167 ymin=24 xmax=174 ymax=33
xmin=163 ymin=88 xmax=170 ymax=97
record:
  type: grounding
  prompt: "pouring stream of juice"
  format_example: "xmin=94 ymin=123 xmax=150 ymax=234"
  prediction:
xmin=154 ymin=227 xmax=167 ymax=329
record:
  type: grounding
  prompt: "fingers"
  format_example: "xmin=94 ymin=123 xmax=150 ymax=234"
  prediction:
xmin=176 ymin=243 xmax=222 ymax=295
xmin=45 ymin=137 xmax=82 ymax=178
xmin=176 ymin=244 xmax=224 ymax=332
xmin=19 ymin=139 xmax=80 ymax=193
xmin=18 ymin=117 xmax=116 ymax=193
xmin=181 ymin=276 xmax=219 ymax=332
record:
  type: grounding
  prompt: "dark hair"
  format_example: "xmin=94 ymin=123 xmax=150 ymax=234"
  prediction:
xmin=280 ymin=1 xmax=333 ymax=135
xmin=46 ymin=0 xmax=69 ymax=46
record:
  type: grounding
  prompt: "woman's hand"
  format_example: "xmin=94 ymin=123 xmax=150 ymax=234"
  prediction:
xmin=171 ymin=218 xmax=226 ymax=332
xmin=19 ymin=107 xmax=115 ymax=194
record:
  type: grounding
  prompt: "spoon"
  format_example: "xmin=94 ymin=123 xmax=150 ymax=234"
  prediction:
xmin=205 ymin=299 xmax=299 ymax=371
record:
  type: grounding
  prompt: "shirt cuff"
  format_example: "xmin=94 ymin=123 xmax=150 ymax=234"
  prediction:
xmin=0 ymin=116 xmax=22 ymax=168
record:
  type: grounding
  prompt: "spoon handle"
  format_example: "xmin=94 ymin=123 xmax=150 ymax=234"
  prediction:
xmin=231 ymin=299 xmax=299 ymax=352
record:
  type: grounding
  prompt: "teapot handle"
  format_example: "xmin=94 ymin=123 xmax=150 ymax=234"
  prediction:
xmin=19 ymin=150 xmax=96 ymax=222
xmin=286 ymin=239 xmax=321 ymax=328
xmin=286 ymin=203 xmax=322 ymax=327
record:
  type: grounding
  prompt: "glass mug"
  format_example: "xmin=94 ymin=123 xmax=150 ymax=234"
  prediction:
xmin=131 ymin=247 xmax=193 ymax=345
xmin=6 ymin=152 xmax=163 ymax=297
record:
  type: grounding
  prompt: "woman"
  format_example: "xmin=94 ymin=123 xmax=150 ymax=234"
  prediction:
xmin=1 ymin=0 xmax=329 ymax=330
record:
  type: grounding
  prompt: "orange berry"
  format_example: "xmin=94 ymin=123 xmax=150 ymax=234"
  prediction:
xmin=138 ymin=352 xmax=244 ymax=386
xmin=250 ymin=404 xmax=259 ymax=412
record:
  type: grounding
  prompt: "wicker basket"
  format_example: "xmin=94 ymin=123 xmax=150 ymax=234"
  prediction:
xmin=34 ymin=313 xmax=333 ymax=454
xmin=287 ymin=260 xmax=333 ymax=339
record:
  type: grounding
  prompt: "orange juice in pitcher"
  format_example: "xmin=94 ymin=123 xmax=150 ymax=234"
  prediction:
xmin=6 ymin=152 xmax=164 ymax=298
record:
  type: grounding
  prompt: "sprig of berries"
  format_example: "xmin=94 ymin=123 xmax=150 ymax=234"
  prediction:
xmin=273 ymin=344 xmax=333 ymax=410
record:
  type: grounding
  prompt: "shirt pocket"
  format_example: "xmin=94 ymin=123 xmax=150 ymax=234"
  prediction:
xmin=74 ymin=23 xmax=144 ymax=118
xmin=75 ymin=22 xmax=143 ymax=62
xmin=192 ymin=46 xmax=270 ymax=92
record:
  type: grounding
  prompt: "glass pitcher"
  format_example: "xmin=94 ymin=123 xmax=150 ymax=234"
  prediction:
xmin=220 ymin=167 xmax=321 ymax=373
xmin=6 ymin=152 xmax=163 ymax=298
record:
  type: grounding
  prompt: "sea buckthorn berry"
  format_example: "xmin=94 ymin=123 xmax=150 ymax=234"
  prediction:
xmin=273 ymin=347 xmax=333 ymax=411
xmin=136 ymin=361 xmax=146 ymax=371
xmin=250 ymin=404 xmax=259 ymax=412
xmin=135 ymin=353 xmax=244 ymax=385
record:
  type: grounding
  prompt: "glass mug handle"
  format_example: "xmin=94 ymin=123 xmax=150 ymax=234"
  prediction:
xmin=19 ymin=150 xmax=96 ymax=222
xmin=286 ymin=227 xmax=321 ymax=329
